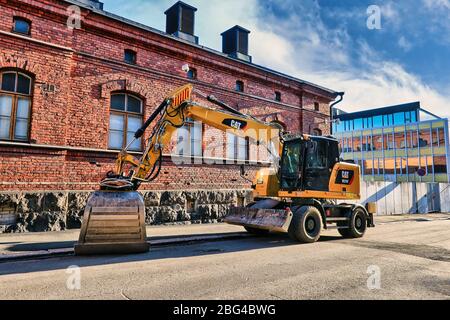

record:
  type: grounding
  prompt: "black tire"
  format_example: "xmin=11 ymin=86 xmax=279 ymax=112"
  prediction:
xmin=337 ymin=226 xmax=351 ymax=238
xmin=288 ymin=206 xmax=322 ymax=243
xmin=244 ymin=226 xmax=270 ymax=235
xmin=339 ymin=208 xmax=367 ymax=238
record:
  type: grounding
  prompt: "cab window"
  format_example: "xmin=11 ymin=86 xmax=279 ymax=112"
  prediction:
xmin=306 ymin=140 xmax=328 ymax=169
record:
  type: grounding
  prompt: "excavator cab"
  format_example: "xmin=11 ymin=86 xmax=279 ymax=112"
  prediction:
xmin=280 ymin=136 xmax=341 ymax=193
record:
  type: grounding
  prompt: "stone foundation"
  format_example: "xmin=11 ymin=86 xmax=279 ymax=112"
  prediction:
xmin=0 ymin=189 xmax=253 ymax=233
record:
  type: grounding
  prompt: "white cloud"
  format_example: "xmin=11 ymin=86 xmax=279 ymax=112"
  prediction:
xmin=423 ymin=0 xmax=450 ymax=9
xmin=398 ymin=36 xmax=412 ymax=51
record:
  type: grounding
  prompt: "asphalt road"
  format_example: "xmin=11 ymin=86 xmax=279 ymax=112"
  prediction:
xmin=0 ymin=218 xmax=449 ymax=300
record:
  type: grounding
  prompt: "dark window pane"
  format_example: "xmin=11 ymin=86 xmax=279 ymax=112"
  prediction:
xmin=187 ymin=69 xmax=197 ymax=80
xmin=111 ymin=94 xmax=126 ymax=111
xmin=16 ymin=74 xmax=31 ymax=95
xmin=1 ymin=73 xmax=16 ymax=92
xmin=127 ymin=95 xmax=142 ymax=113
xmin=14 ymin=18 xmax=30 ymax=34
xmin=434 ymin=156 xmax=447 ymax=173
xmin=124 ymin=50 xmax=136 ymax=64
xmin=235 ymin=81 xmax=244 ymax=92
xmin=275 ymin=92 xmax=281 ymax=102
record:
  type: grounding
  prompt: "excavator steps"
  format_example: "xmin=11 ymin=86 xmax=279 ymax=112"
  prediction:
xmin=75 ymin=191 xmax=150 ymax=255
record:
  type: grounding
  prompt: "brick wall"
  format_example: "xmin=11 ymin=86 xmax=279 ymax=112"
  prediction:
xmin=0 ymin=0 xmax=337 ymax=193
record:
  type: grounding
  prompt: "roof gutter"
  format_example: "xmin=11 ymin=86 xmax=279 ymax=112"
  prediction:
xmin=330 ymin=92 xmax=345 ymax=135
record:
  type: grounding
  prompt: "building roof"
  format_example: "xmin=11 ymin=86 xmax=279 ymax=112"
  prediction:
xmin=335 ymin=101 xmax=421 ymax=121
xmin=64 ymin=0 xmax=339 ymax=98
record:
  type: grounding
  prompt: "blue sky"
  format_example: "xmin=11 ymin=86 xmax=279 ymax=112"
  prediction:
xmin=103 ymin=0 xmax=450 ymax=117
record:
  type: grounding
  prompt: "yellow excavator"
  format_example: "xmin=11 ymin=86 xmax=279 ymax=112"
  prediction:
xmin=75 ymin=84 xmax=375 ymax=255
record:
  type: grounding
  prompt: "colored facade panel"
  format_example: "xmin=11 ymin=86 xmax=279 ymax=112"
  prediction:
xmin=335 ymin=119 xmax=450 ymax=183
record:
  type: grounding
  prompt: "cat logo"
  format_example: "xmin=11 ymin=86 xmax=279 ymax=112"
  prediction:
xmin=336 ymin=170 xmax=354 ymax=185
xmin=222 ymin=119 xmax=247 ymax=130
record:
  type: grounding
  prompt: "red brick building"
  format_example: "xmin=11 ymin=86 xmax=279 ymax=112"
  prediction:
xmin=0 ymin=0 xmax=340 ymax=231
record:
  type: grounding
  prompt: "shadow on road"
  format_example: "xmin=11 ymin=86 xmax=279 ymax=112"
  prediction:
xmin=4 ymin=232 xmax=254 ymax=252
xmin=0 ymin=233 xmax=345 ymax=276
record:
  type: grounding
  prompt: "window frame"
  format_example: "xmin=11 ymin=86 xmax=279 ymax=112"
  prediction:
xmin=124 ymin=49 xmax=137 ymax=65
xmin=275 ymin=91 xmax=281 ymax=102
xmin=176 ymin=118 xmax=203 ymax=158
xmin=0 ymin=70 xmax=33 ymax=142
xmin=109 ymin=92 xmax=144 ymax=151
xmin=187 ymin=68 xmax=197 ymax=80
xmin=226 ymin=133 xmax=249 ymax=162
xmin=314 ymin=102 xmax=320 ymax=111
xmin=12 ymin=17 xmax=31 ymax=36
xmin=235 ymin=80 xmax=244 ymax=93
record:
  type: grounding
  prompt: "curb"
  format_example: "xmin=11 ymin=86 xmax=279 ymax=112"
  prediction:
xmin=0 ymin=232 xmax=253 ymax=263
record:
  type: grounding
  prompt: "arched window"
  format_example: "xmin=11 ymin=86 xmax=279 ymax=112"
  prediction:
xmin=0 ymin=70 xmax=33 ymax=141
xmin=312 ymin=128 xmax=322 ymax=136
xmin=109 ymin=92 xmax=143 ymax=151
xmin=270 ymin=120 xmax=286 ymax=131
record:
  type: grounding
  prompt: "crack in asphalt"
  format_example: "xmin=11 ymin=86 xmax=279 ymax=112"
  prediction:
xmin=343 ymin=240 xmax=450 ymax=262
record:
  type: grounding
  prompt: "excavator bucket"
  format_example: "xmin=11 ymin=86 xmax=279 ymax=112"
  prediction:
xmin=75 ymin=191 xmax=149 ymax=255
xmin=224 ymin=201 xmax=293 ymax=233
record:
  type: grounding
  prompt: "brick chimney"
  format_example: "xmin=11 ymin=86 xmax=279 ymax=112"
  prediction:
xmin=221 ymin=25 xmax=252 ymax=63
xmin=165 ymin=1 xmax=199 ymax=44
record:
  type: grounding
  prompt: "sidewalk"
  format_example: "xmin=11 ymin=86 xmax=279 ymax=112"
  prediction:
xmin=0 ymin=213 xmax=449 ymax=259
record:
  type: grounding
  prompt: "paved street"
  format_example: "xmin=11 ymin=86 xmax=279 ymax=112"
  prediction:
xmin=0 ymin=216 xmax=449 ymax=300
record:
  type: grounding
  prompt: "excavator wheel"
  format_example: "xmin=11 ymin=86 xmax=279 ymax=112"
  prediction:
xmin=288 ymin=206 xmax=322 ymax=243
xmin=338 ymin=208 xmax=367 ymax=239
xmin=74 ymin=191 xmax=150 ymax=255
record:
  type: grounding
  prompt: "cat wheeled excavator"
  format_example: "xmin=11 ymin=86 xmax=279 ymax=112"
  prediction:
xmin=75 ymin=84 xmax=375 ymax=255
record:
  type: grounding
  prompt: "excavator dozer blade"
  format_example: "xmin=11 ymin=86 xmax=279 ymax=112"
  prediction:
xmin=75 ymin=191 xmax=150 ymax=255
xmin=224 ymin=206 xmax=293 ymax=233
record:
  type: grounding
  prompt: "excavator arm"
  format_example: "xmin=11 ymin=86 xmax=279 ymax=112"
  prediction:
xmin=102 ymin=84 xmax=284 ymax=191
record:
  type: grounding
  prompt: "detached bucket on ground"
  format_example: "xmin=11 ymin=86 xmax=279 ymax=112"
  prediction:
xmin=75 ymin=191 xmax=149 ymax=255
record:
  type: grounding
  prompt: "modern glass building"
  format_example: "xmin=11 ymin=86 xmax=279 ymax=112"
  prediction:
xmin=333 ymin=102 xmax=450 ymax=183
